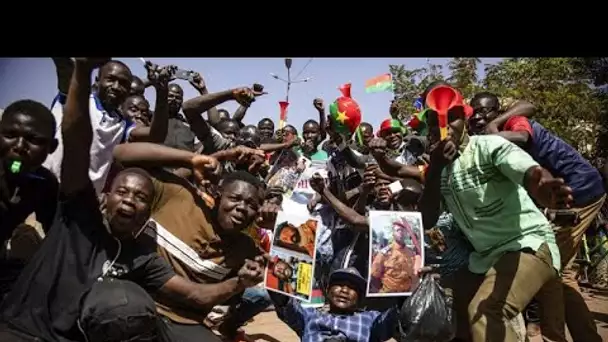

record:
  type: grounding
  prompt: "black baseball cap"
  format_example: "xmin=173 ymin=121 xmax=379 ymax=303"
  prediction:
xmin=329 ymin=267 xmax=366 ymax=295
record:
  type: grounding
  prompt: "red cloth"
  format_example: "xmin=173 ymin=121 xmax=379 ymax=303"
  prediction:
xmin=503 ymin=115 xmax=533 ymax=136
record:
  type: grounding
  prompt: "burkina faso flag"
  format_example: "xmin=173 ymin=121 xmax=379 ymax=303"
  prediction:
xmin=365 ymin=73 xmax=393 ymax=94
xmin=329 ymin=83 xmax=362 ymax=135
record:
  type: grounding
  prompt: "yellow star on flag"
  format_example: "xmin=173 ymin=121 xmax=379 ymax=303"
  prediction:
xmin=336 ymin=110 xmax=348 ymax=123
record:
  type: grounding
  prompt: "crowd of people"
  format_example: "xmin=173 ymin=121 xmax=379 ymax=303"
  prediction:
xmin=0 ymin=57 xmax=607 ymax=342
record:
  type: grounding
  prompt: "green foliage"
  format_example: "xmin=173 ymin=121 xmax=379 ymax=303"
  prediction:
xmin=390 ymin=57 xmax=607 ymax=161
xmin=389 ymin=61 xmax=444 ymax=119
xmin=447 ymin=58 xmax=482 ymax=99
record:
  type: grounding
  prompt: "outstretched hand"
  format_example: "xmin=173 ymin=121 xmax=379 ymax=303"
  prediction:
xmin=526 ymin=166 xmax=573 ymax=209
xmin=191 ymin=155 xmax=221 ymax=184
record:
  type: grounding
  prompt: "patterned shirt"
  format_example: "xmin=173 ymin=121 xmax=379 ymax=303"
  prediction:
xmin=276 ymin=298 xmax=397 ymax=342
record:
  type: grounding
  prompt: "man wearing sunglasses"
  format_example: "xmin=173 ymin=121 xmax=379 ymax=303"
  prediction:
xmin=419 ymin=85 xmax=571 ymax=342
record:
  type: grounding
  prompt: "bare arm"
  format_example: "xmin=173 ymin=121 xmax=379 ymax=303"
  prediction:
xmin=419 ymin=162 xmax=443 ymax=231
xmin=320 ymin=187 xmax=368 ymax=231
xmin=129 ymin=69 xmax=170 ymax=143
xmin=368 ymin=139 xmax=423 ymax=181
xmin=158 ymin=276 xmax=244 ymax=313
xmin=210 ymin=146 xmax=264 ymax=163
xmin=260 ymin=141 xmax=294 ymax=153
xmin=375 ymin=154 xmax=422 ymax=181
xmin=61 ymin=59 xmax=98 ymax=196
xmin=313 ymin=99 xmax=327 ymax=141
xmin=232 ymin=105 xmax=248 ymax=123
xmin=317 ymin=108 xmax=327 ymax=142
xmin=487 ymin=100 xmax=536 ymax=133
xmin=342 ymin=146 xmax=367 ymax=169
xmin=345 ymin=187 xmax=361 ymax=202
xmin=52 ymin=58 xmax=74 ymax=94
xmin=182 ymin=89 xmax=235 ymax=143
xmin=354 ymin=185 xmax=371 ymax=214
xmin=189 ymin=76 xmax=223 ymax=127
xmin=113 ymin=142 xmax=197 ymax=169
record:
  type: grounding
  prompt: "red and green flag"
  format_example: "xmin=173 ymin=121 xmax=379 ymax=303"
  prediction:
xmin=278 ymin=101 xmax=289 ymax=129
xmin=329 ymin=83 xmax=362 ymax=135
xmin=365 ymin=73 xmax=393 ymax=94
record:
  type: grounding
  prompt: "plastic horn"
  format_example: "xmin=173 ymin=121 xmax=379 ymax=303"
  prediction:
xmin=425 ymin=86 xmax=462 ymax=140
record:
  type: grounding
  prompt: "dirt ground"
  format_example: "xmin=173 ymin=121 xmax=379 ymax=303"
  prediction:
xmin=240 ymin=288 xmax=608 ymax=342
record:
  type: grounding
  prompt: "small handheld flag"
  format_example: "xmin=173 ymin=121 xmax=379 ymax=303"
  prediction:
xmin=278 ymin=101 xmax=289 ymax=130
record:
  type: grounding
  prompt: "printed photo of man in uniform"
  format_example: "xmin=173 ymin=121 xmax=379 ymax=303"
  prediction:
xmin=368 ymin=216 xmax=423 ymax=295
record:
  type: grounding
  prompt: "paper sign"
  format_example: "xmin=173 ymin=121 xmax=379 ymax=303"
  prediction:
xmin=265 ymin=211 xmax=319 ymax=302
xmin=367 ymin=210 xmax=425 ymax=297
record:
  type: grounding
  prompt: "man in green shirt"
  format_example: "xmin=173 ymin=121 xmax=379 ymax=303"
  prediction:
xmin=419 ymin=85 xmax=572 ymax=342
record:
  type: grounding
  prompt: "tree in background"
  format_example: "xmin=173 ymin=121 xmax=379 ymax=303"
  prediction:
xmin=390 ymin=57 xmax=606 ymax=161
xmin=575 ymin=57 xmax=608 ymax=164
xmin=447 ymin=58 xmax=482 ymax=100
xmin=389 ymin=60 xmax=444 ymax=121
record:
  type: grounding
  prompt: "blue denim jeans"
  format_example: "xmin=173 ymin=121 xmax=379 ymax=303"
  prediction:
xmin=220 ymin=287 xmax=272 ymax=337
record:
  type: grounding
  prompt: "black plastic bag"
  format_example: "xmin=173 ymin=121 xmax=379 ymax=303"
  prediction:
xmin=398 ymin=274 xmax=456 ymax=342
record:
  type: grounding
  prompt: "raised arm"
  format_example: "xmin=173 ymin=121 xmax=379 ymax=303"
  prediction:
xmin=230 ymin=83 xmax=265 ymax=125
xmin=313 ymin=98 xmax=327 ymax=141
xmin=231 ymin=105 xmax=248 ymax=123
xmin=419 ymin=140 xmax=455 ymax=230
xmin=182 ymin=87 xmax=264 ymax=145
xmin=186 ymin=72 xmax=222 ymax=126
xmin=128 ymin=63 xmax=172 ymax=143
xmin=309 ymin=174 xmax=368 ymax=231
xmin=51 ymin=57 xmax=74 ymax=95
xmin=61 ymin=58 xmax=108 ymax=196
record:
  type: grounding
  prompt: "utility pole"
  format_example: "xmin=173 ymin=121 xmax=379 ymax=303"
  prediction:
xmin=270 ymin=58 xmax=313 ymax=103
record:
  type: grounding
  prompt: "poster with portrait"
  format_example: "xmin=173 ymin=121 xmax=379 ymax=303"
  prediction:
xmin=367 ymin=210 xmax=424 ymax=297
xmin=265 ymin=211 xmax=319 ymax=302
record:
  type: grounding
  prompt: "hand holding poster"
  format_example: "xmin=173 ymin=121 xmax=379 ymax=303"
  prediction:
xmin=266 ymin=149 xmax=311 ymax=198
xmin=265 ymin=211 xmax=319 ymax=302
xmin=367 ymin=210 xmax=425 ymax=297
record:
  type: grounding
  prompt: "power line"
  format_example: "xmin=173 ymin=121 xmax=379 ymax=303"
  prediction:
xmin=294 ymin=58 xmax=314 ymax=80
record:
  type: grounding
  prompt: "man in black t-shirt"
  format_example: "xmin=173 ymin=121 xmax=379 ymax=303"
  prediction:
xmin=0 ymin=58 xmax=265 ymax=342
xmin=0 ymin=99 xmax=59 ymax=300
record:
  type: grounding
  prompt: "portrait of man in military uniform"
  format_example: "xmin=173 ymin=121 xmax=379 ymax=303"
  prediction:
xmin=368 ymin=212 xmax=424 ymax=296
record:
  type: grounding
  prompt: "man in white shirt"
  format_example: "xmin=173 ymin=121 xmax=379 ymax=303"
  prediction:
xmin=45 ymin=59 xmax=134 ymax=194
xmin=45 ymin=59 xmax=170 ymax=195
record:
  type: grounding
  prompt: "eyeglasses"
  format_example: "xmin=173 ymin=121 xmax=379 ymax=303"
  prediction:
xmin=472 ymin=106 xmax=498 ymax=118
